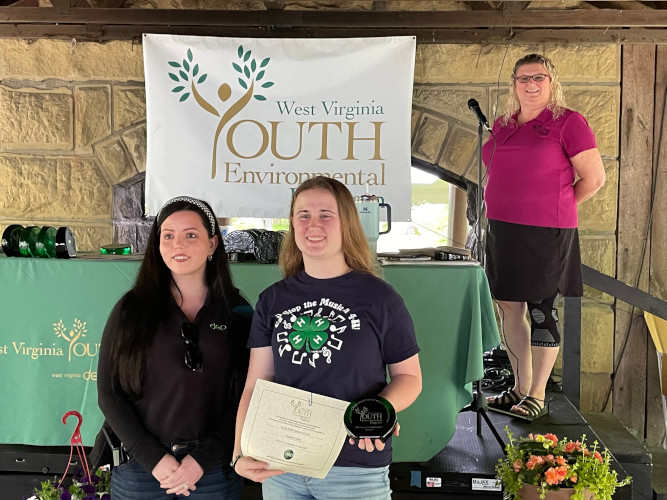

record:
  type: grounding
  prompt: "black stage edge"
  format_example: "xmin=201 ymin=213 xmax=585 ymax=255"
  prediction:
xmin=0 ymin=392 xmax=650 ymax=499
xmin=390 ymin=390 xmax=648 ymax=499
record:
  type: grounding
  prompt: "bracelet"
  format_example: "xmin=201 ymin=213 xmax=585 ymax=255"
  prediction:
xmin=230 ymin=452 xmax=244 ymax=469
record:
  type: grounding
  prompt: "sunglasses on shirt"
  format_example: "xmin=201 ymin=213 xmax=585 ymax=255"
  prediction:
xmin=181 ymin=322 xmax=203 ymax=372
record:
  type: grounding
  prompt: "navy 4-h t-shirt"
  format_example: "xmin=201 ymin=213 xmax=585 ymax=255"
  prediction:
xmin=248 ymin=270 xmax=420 ymax=468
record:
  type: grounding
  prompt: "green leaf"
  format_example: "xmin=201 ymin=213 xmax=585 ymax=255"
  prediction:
xmin=239 ymin=78 xmax=247 ymax=89
xmin=262 ymin=81 xmax=274 ymax=88
xmin=289 ymin=331 xmax=307 ymax=350
xmin=179 ymin=70 xmax=189 ymax=81
xmin=193 ymin=64 xmax=199 ymax=77
xmin=243 ymin=50 xmax=251 ymax=62
xmin=256 ymin=70 xmax=265 ymax=81
xmin=187 ymin=49 xmax=193 ymax=62
xmin=244 ymin=66 xmax=250 ymax=78
xmin=198 ymin=74 xmax=208 ymax=84
xmin=260 ymin=57 xmax=270 ymax=68
xmin=232 ymin=62 xmax=242 ymax=73
xmin=237 ymin=45 xmax=244 ymax=58
xmin=168 ymin=61 xmax=181 ymax=68
xmin=179 ymin=92 xmax=190 ymax=102
xmin=251 ymin=59 xmax=257 ymax=72
xmin=168 ymin=72 xmax=180 ymax=82
xmin=254 ymin=95 xmax=266 ymax=101
xmin=183 ymin=59 xmax=190 ymax=71
xmin=172 ymin=86 xmax=185 ymax=93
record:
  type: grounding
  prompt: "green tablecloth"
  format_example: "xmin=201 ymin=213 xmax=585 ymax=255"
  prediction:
xmin=0 ymin=257 xmax=499 ymax=462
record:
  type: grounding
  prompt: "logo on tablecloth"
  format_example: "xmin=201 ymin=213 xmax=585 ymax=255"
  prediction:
xmin=53 ymin=318 xmax=98 ymax=362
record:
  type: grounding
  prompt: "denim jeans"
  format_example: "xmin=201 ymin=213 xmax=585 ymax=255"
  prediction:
xmin=261 ymin=465 xmax=391 ymax=500
xmin=110 ymin=458 xmax=243 ymax=500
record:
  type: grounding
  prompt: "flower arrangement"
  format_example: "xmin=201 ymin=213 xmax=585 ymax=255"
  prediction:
xmin=23 ymin=467 xmax=111 ymax=500
xmin=496 ymin=428 xmax=631 ymax=500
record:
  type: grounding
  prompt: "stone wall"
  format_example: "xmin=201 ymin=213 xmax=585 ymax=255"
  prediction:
xmin=0 ymin=39 xmax=145 ymax=252
xmin=0 ymin=38 xmax=620 ymax=411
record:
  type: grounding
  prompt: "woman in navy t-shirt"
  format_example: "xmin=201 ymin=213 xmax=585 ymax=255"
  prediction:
xmin=231 ymin=176 xmax=422 ymax=499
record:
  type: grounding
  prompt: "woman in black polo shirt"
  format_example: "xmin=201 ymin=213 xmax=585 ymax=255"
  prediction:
xmin=98 ymin=196 xmax=251 ymax=499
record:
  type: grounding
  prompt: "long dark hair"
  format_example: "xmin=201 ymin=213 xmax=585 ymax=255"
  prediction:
xmin=107 ymin=197 xmax=245 ymax=400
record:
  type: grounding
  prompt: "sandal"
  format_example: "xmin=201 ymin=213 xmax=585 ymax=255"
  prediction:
xmin=486 ymin=389 xmax=521 ymax=413
xmin=510 ymin=396 xmax=547 ymax=422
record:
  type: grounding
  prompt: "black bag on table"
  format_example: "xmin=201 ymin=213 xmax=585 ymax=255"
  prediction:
xmin=223 ymin=229 xmax=285 ymax=264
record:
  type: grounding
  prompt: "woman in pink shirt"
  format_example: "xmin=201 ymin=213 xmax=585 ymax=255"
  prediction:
xmin=481 ymin=54 xmax=605 ymax=421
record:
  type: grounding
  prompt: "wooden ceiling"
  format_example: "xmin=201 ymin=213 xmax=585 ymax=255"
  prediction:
xmin=1 ymin=1 xmax=667 ymax=43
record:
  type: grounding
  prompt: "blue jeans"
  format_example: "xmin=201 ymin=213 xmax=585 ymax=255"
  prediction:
xmin=110 ymin=459 xmax=243 ymax=500
xmin=261 ymin=465 xmax=391 ymax=500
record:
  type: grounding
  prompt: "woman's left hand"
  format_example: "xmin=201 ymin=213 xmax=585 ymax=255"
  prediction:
xmin=349 ymin=422 xmax=400 ymax=452
xmin=162 ymin=455 xmax=204 ymax=496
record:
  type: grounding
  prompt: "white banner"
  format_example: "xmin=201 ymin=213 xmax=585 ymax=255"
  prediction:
xmin=143 ymin=34 xmax=415 ymax=218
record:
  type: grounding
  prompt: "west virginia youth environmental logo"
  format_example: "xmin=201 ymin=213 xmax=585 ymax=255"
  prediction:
xmin=166 ymin=45 xmax=275 ymax=179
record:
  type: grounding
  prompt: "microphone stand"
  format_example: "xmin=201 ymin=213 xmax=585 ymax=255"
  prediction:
xmin=461 ymin=121 xmax=505 ymax=451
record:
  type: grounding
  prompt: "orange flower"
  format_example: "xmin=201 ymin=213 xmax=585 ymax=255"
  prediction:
xmin=526 ymin=455 xmax=544 ymax=470
xmin=544 ymin=466 xmax=568 ymax=485
xmin=564 ymin=442 xmax=577 ymax=453
xmin=544 ymin=433 xmax=558 ymax=444
xmin=513 ymin=459 xmax=523 ymax=473
xmin=570 ymin=474 xmax=578 ymax=483
xmin=556 ymin=456 xmax=567 ymax=466
xmin=594 ymin=451 xmax=603 ymax=463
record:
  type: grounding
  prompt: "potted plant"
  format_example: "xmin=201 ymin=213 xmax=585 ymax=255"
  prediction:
xmin=23 ymin=467 xmax=111 ymax=500
xmin=496 ymin=427 xmax=631 ymax=500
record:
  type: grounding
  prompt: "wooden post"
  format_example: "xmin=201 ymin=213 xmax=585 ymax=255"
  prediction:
xmin=646 ymin=45 xmax=667 ymax=446
xmin=615 ymin=45 xmax=655 ymax=437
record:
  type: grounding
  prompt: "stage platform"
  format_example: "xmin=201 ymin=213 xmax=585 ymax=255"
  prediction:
xmin=389 ymin=389 xmax=649 ymax=499
xmin=235 ymin=387 xmax=650 ymax=499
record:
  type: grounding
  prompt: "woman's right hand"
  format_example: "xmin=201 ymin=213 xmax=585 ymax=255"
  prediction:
xmin=234 ymin=455 xmax=285 ymax=483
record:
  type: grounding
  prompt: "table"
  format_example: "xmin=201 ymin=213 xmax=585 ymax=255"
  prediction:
xmin=0 ymin=256 xmax=499 ymax=462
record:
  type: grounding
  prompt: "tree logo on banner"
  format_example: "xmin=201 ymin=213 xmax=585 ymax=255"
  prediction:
xmin=167 ymin=46 xmax=275 ymax=179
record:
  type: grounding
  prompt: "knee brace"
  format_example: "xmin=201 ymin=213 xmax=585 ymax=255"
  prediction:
xmin=527 ymin=294 xmax=560 ymax=347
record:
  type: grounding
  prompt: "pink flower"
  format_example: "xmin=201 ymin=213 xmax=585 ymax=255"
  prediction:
xmin=594 ymin=451 xmax=603 ymax=463
xmin=526 ymin=455 xmax=544 ymax=470
xmin=544 ymin=433 xmax=558 ymax=444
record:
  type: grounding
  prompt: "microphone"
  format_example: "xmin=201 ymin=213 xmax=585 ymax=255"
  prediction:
xmin=467 ymin=98 xmax=492 ymax=132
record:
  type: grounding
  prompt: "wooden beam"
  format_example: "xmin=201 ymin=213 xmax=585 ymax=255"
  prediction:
xmin=1 ymin=24 xmax=667 ymax=44
xmin=2 ymin=8 xmax=667 ymax=28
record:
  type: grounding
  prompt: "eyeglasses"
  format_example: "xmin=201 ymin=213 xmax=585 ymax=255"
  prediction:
xmin=514 ymin=74 xmax=549 ymax=84
xmin=181 ymin=323 xmax=203 ymax=372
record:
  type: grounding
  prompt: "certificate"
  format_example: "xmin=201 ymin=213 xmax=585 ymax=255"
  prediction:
xmin=241 ymin=379 xmax=349 ymax=479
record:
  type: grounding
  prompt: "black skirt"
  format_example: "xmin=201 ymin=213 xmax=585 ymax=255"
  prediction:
xmin=485 ymin=219 xmax=583 ymax=302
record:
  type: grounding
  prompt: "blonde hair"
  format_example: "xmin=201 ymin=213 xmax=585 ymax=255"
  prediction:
xmin=279 ymin=176 xmax=379 ymax=278
xmin=502 ymin=53 xmax=566 ymax=126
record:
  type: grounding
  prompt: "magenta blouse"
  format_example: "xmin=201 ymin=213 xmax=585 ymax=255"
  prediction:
xmin=482 ymin=107 xmax=597 ymax=228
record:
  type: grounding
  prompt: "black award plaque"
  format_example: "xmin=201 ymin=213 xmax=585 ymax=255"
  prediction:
xmin=55 ymin=227 xmax=77 ymax=259
xmin=344 ymin=396 xmax=396 ymax=443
